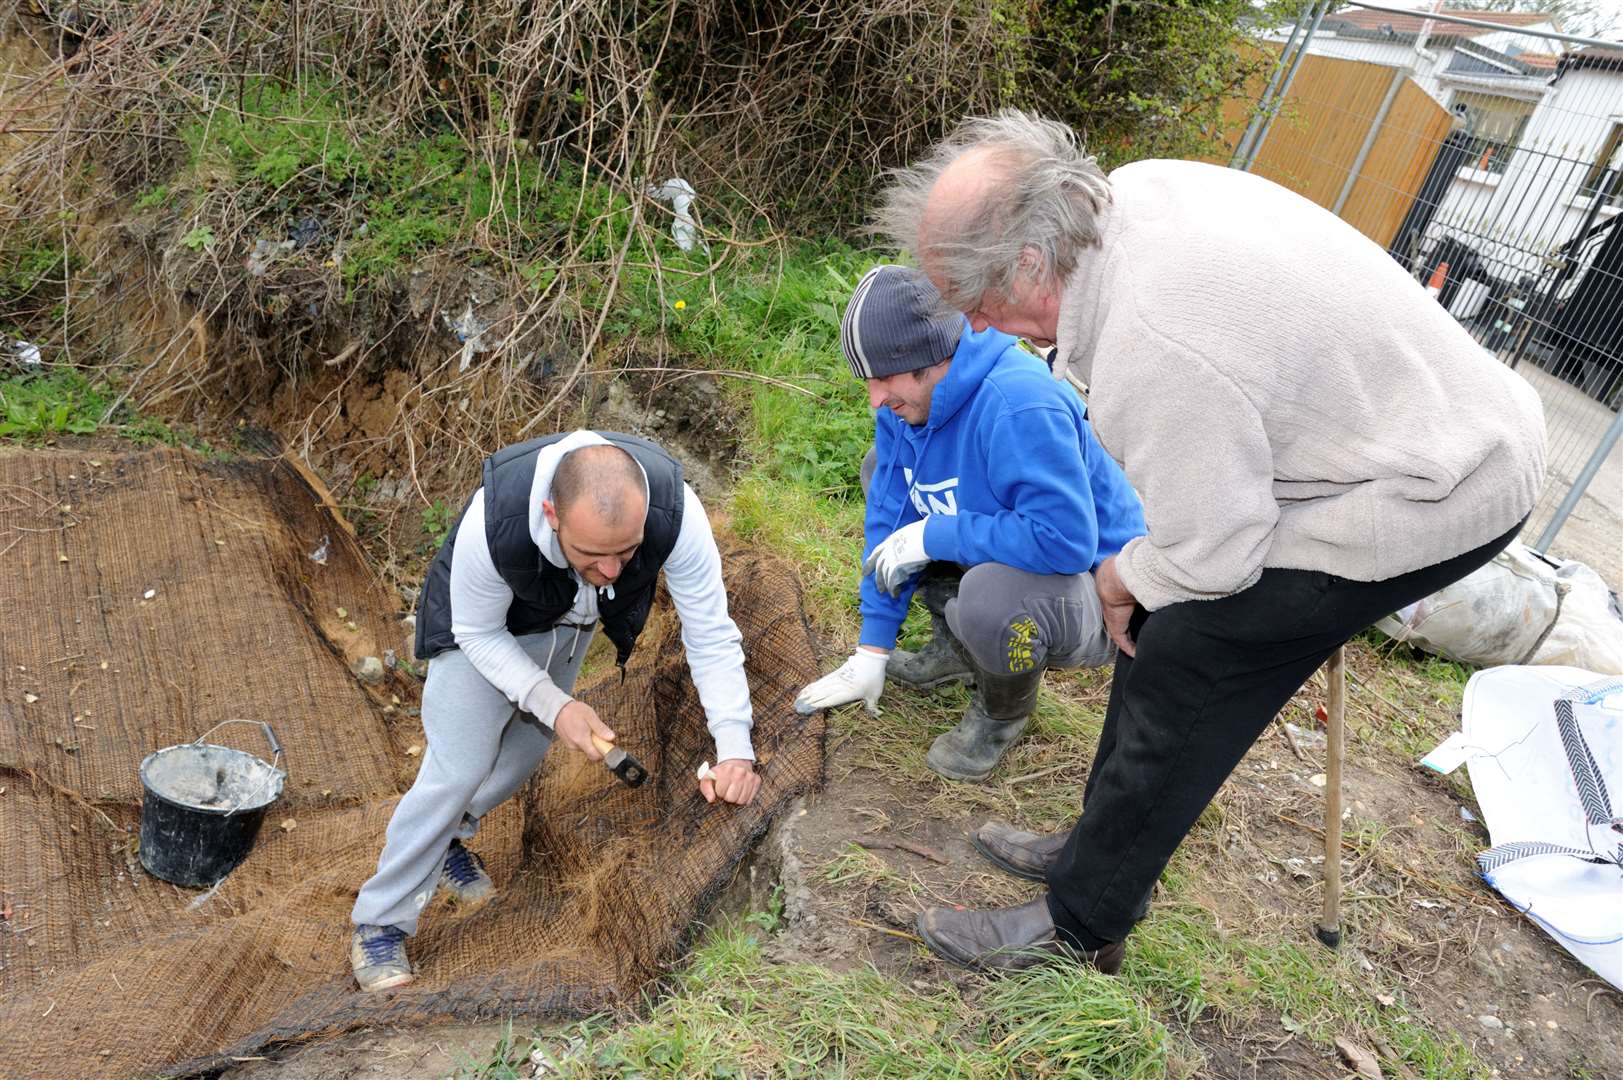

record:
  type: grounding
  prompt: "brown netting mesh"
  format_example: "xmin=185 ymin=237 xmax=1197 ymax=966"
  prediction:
xmin=0 ymin=445 xmax=824 ymax=1078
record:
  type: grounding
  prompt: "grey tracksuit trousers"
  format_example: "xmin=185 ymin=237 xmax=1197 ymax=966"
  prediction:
xmin=351 ymin=624 xmax=595 ymax=933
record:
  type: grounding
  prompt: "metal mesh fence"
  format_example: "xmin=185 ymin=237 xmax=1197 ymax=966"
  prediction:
xmin=1233 ymin=2 xmax=1623 ymax=585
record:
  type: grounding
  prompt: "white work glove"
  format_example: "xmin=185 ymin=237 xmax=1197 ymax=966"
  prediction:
xmin=861 ymin=520 xmax=930 ymax=597
xmin=793 ymin=648 xmax=888 ymax=716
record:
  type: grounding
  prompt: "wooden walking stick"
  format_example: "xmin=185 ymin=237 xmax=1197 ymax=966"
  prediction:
xmin=1316 ymin=644 xmax=1347 ymax=949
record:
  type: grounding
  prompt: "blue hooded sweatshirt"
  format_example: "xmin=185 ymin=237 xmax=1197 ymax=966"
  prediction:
xmin=859 ymin=326 xmax=1145 ymax=650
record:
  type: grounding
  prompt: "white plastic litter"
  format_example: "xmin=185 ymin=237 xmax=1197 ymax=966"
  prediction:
xmin=10 ymin=340 xmax=42 ymax=367
xmin=445 ymin=301 xmax=491 ymax=374
xmin=1459 ymin=666 xmax=1622 ymax=989
xmin=1376 ymin=542 xmax=1623 ymax=675
xmin=1420 ymin=730 xmax=1472 ymax=775
xmin=646 ymin=178 xmax=705 ymax=253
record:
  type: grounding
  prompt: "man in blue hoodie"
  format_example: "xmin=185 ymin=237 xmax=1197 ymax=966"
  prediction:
xmin=794 ymin=265 xmax=1144 ymax=781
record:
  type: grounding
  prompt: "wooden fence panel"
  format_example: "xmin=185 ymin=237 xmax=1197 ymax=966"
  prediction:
xmin=1207 ymin=48 xmax=1452 ymax=249
xmin=1245 ymin=55 xmax=1398 ymax=208
xmin=1338 ymin=79 xmax=1454 ymax=248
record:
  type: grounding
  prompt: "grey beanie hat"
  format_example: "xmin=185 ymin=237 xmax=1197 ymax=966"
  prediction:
xmin=840 ymin=265 xmax=965 ymax=380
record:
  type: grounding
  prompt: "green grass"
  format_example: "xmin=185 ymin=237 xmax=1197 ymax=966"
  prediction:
xmin=0 ymin=369 xmax=230 ymax=458
xmin=518 ymin=921 xmax=1169 ymax=1079
xmin=0 ymin=369 xmax=108 ymax=437
xmin=624 ymin=242 xmax=877 ymax=498
xmin=180 ymin=81 xmax=640 ymax=287
xmin=468 ymin=899 xmax=1482 ymax=1079
xmin=728 ymin=474 xmax=864 ymax=640
xmin=1123 ymin=903 xmax=1479 ymax=1076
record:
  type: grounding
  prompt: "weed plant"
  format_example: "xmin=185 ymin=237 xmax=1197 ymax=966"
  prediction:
xmin=0 ymin=370 xmax=108 ymax=438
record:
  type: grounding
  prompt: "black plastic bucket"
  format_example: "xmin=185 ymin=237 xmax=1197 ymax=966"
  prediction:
xmin=139 ymin=720 xmax=286 ymax=888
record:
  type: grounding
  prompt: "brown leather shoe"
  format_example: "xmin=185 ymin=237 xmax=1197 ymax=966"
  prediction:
xmin=971 ymin=820 xmax=1068 ymax=881
xmin=915 ymin=895 xmax=1124 ymax=975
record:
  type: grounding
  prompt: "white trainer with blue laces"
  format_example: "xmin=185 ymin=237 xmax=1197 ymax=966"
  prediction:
xmin=440 ymin=839 xmax=495 ymax=907
xmin=350 ymin=923 xmax=413 ymax=992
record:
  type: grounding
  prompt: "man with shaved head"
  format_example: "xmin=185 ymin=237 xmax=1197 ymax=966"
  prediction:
xmin=350 ymin=430 xmax=761 ymax=991
xmin=879 ymin=111 xmax=1546 ymax=975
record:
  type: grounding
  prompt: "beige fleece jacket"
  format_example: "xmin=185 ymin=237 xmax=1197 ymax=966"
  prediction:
xmin=1055 ymin=160 xmax=1546 ymax=611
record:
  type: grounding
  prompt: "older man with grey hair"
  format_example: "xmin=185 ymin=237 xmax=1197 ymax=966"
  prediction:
xmin=876 ymin=110 xmax=1546 ymax=975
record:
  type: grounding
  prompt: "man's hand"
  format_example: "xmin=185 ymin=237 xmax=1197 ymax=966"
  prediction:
xmin=1095 ymin=555 xmax=1139 ymax=657
xmin=862 ymin=520 xmax=930 ymax=596
xmin=701 ymin=759 xmax=761 ymax=806
xmin=553 ymin=700 xmax=616 ymax=760
xmin=793 ymin=647 xmax=888 ymax=715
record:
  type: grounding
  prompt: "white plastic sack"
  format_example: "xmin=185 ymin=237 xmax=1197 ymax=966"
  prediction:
xmin=646 ymin=178 xmax=704 ymax=253
xmin=1377 ymin=542 xmax=1623 ymax=675
xmin=1461 ymin=666 xmax=1622 ymax=989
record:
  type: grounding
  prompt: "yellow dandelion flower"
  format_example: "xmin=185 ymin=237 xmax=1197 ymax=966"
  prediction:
xmin=674 ymin=299 xmax=686 ymax=311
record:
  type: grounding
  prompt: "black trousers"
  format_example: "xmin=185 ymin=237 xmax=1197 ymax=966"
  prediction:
xmin=1046 ymin=521 xmax=1523 ymax=948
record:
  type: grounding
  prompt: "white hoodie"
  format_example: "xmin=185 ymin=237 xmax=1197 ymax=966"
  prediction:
xmin=447 ymin=431 xmax=754 ymax=761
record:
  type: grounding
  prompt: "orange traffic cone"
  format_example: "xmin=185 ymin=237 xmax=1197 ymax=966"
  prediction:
xmin=1425 ymin=261 xmax=1449 ymax=299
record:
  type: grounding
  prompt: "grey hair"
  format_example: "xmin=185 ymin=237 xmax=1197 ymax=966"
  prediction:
xmin=874 ymin=110 xmax=1112 ymax=312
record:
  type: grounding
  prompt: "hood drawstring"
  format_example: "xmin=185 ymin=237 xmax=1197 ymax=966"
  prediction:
xmin=885 ymin=426 xmax=936 ymax=534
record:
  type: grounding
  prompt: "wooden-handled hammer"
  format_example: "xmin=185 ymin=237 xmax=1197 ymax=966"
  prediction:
xmin=592 ymin=735 xmax=648 ymax=788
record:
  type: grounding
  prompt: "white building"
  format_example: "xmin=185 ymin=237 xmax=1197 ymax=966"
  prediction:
xmin=1267 ymin=7 xmax=1622 ymax=398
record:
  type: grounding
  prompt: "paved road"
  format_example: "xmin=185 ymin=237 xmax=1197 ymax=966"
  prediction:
xmin=1514 ymin=364 xmax=1621 ymax=592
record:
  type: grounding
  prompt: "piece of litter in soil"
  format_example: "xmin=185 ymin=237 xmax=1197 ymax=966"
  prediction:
xmin=23 ymin=692 xmax=38 ymax=704
xmin=336 ymin=606 xmax=348 ymax=619
xmin=308 ymin=534 xmax=329 ymax=564
xmin=1413 ymin=898 xmax=1443 ymax=909
xmin=405 ymin=744 xmax=422 ymax=757
xmin=1333 ymin=1037 xmax=1382 ymax=1080
xmin=1420 ymin=730 xmax=1472 ymax=774
xmin=353 ymin=655 xmax=385 ymax=683
xmin=142 ymin=588 xmax=156 ymax=600
xmin=345 ymin=620 xmax=358 ymax=631
xmin=99 ymin=660 xmax=108 ymax=670
xmin=1285 ymin=721 xmax=1327 ymax=749
xmin=58 ymin=554 xmax=68 ymax=563
xmin=279 ymin=818 xmax=297 ymax=832
xmin=1376 ymin=992 xmax=1396 ymax=1006
xmin=1459 ymin=805 xmax=1478 ymax=823
xmin=10 ymin=339 xmax=42 ymax=367
xmin=1309 ymin=772 xmax=1327 ymax=787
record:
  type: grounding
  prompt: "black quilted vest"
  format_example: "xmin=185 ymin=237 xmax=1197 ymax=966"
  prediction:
xmin=414 ymin=432 xmax=685 ymax=670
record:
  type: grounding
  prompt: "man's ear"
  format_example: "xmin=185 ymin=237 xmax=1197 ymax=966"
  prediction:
xmin=542 ymin=499 xmax=560 ymax=531
xmin=1015 ymin=245 xmax=1045 ymax=282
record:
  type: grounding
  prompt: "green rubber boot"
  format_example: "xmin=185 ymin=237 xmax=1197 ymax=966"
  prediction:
xmin=926 ymin=663 xmax=1044 ymax=782
xmin=886 ymin=576 xmax=975 ymax=691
